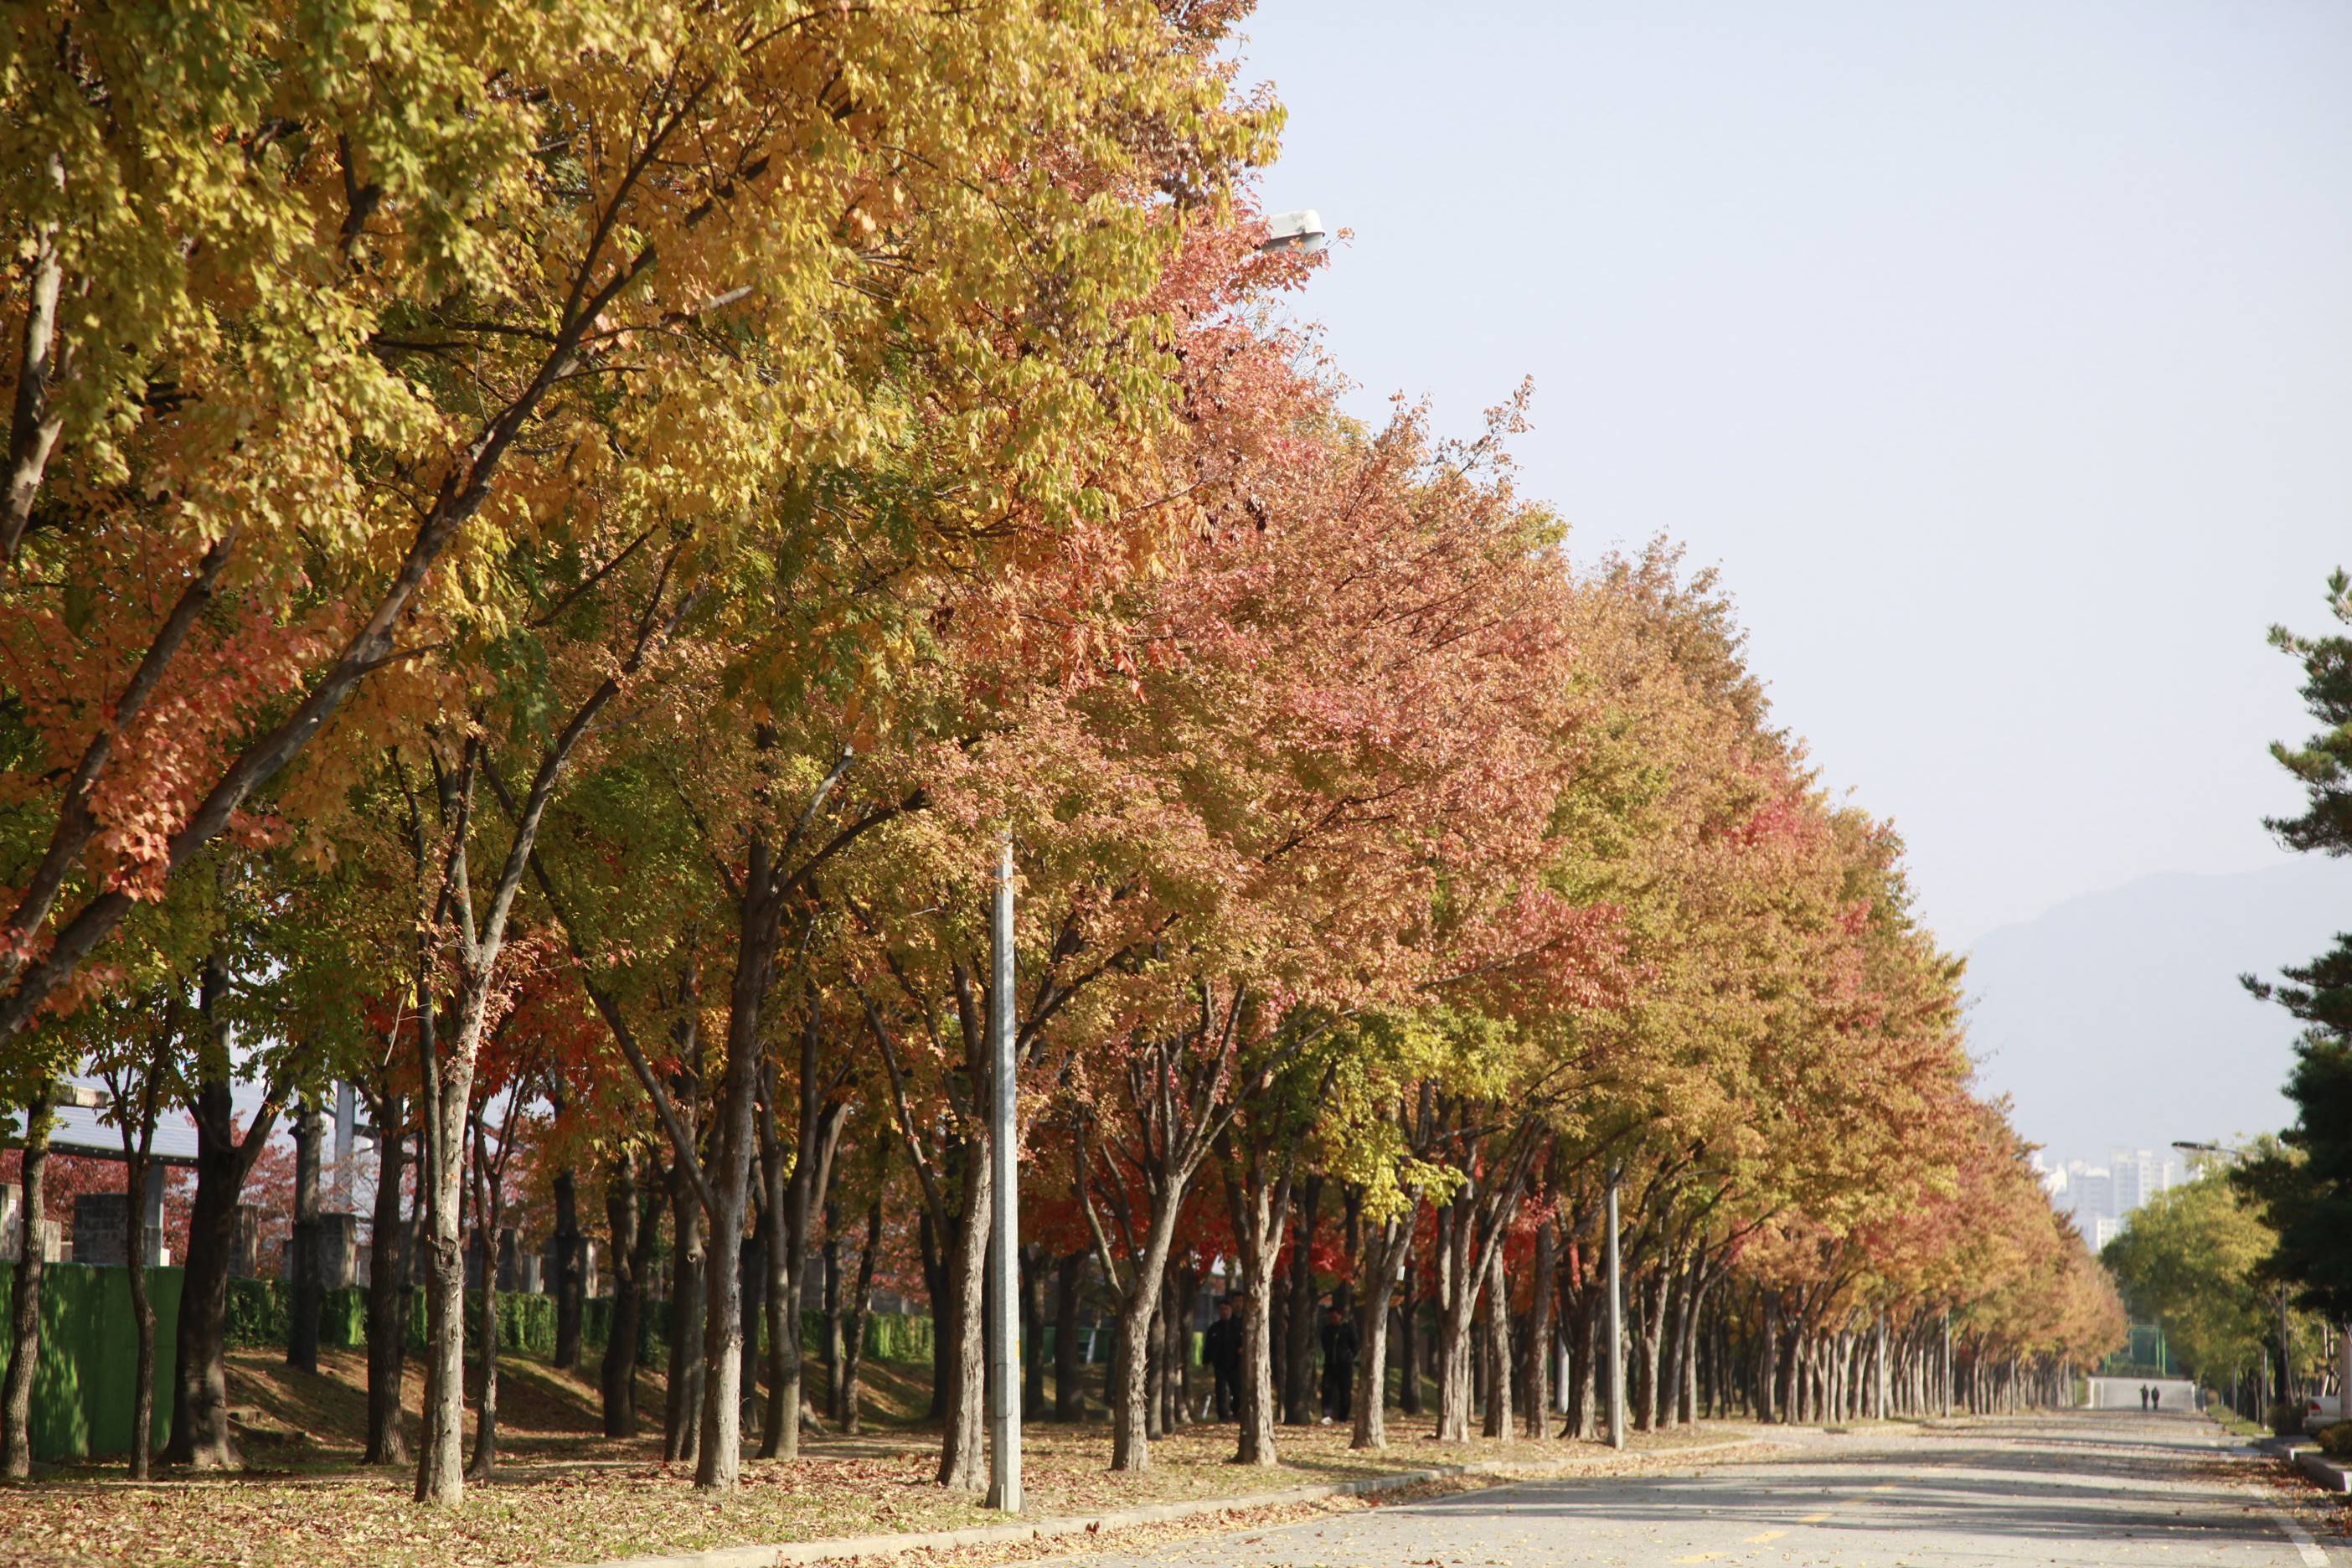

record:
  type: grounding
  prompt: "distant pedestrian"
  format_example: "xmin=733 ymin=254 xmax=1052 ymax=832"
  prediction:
xmin=1204 ymin=1297 xmax=1243 ymax=1421
xmin=1319 ymin=1302 xmax=1357 ymax=1424
xmin=2139 ymin=1385 xmax=2150 ymax=1411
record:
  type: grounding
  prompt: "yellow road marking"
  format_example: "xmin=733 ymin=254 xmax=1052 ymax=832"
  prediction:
xmin=1685 ymin=1485 xmax=1896 ymax=1560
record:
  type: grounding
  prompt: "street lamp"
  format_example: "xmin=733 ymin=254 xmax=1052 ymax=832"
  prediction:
xmin=1260 ymin=209 xmax=1329 ymax=255
xmin=2171 ymin=1139 xmax=2236 ymax=1174
xmin=988 ymin=833 xmax=1019 ymax=1512
xmin=983 ymin=204 xmax=1329 ymax=1513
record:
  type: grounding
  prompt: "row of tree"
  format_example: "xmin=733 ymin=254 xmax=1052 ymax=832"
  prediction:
xmin=0 ymin=0 xmax=2118 ymax=1505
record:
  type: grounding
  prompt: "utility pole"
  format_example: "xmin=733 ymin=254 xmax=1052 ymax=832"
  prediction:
xmin=987 ymin=833 xmax=1022 ymax=1512
xmin=1606 ymin=1163 xmax=1625 ymax=1450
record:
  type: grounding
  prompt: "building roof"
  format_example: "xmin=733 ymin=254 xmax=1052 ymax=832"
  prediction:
xmin=3 ymin=1086 xmax=203 ymax=1168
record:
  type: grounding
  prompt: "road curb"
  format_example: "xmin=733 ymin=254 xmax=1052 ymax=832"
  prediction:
xmin=2294 ymin=1450 xmax=2352 ymax=1493
xmin=571 ymin=1434 xmax=1782 ymax=1568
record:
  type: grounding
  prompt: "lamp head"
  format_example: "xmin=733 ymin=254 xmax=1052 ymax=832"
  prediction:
xmin=1261 ymin=209 xmax=1328 ymax=255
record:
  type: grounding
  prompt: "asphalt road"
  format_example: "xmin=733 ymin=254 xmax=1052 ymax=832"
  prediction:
xmin=1021 ymin=1411 xmax=2334 ymax=1568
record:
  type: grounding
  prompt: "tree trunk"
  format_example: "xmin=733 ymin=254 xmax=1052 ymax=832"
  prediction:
xmin=922 ymin=1214 xmax=950 ymax=1421
xmin=692 ymin=834 xmax=797 ymax=1493
xmin=552 ymin=1165 xmax=583 ymax=1371
xmin=757 ymin=1084 xmax=799 ymax=1462
xmin=168 ymin=963 xmax=284 ymax=1472
xmin=1436 ymin=1261 xmax=1477 ymax=1442
xmin=822 ymin=1212 xmax=843 ymax=1419
xmin=1143 ymin=1287 xmax=1166 ymax=1442
xmin=1219 ymin=1137 xmax=1292 ymax=1465
xmin=839 ymin=1194 xmax=882 ymax=1434
xmin=691 ymin=1145 xmax=749 ymax=1492
xmin=663 ymin=1160 xmax=705 ymax=1463
xmin=289 ymin=1096 xmax=324 ymax=1374
xmin=1237 ymin=1261 xmax=1279 ymax=1462
xmin=759 ymin=1007 xmax=847 ymax=1466
xmin=1107 ymin=1179 xmax=1189 ymax=1472
xmin=1525 ymin=1221 xmax=1555 ymax=1438
xmin=468 ymin=1242 xmax=500 ymax=1478
xmin=936 ymin=1132 xmax=991 ymax=1490
xmin=1482 ymin=1247 xmax=1513 ymax=1439
xmin=1432 ymin=1201 xmax=1457 ymax=1423
xmin=1165 ymin=1266 xmax=1194 ymax=1431
xmin=1021 ymin=1246 xmax=1046 ymax=1420
xmin=1666 ymin=1255 xmax=1700 ymax=1428
xmin=1110 ymin=1282 xmax=1161 ymax=1471
xmin=1283 ymin=1175 xmax=1322 ymax=1425
xmin=413 ymin=1040 xmax=472 ymax=1505
xmin=467 ymin=1107 xmax=503 ymax=1482
xmin=1349 ymin=1213 xmax=1411 ymax=1451
xmin=1053 ymin=1251 xmax=1086 ymax=1421
xmin=364 ymin=1111 xmax=410 ymax=1464
xmin=125 ymin=1133 xmax=157 ymax=1477
xmin=1 ymin=1082 xmax=54 ymax=1477
xmin=1636 ymin=1271 xmax=1665 ymax=1431
xmin=1570 ymin=1288 xmax=1598 ymax=1439
xmin=601 ymin=1151 xmax=643 ymax=1437
xmin=1398 ymin=1246 xmax=1423 ymax=1418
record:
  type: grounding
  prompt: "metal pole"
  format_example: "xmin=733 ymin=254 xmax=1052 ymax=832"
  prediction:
xmin=333 ymin=1079 xmax=357 ymax=1208
xmin=987 ymin=833 xmax=1022 ymax=1512
xmin=1606 ymin=1164 xmax=1625 ymax=1450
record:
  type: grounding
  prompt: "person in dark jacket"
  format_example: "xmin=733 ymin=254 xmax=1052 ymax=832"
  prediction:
xmin=1319 ymin=1302 xmax=1357 ymax=1424
xmin=1204 ymin=1297 xmax=1243 ymax=1421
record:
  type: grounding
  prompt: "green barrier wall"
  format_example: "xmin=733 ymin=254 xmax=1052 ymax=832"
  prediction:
xmin=0 ymin=1261 xmax=182 ymax=1462
xmin=0 ymin=1263 xmax=939 ymax=1460
xmin=567 ymin=1297 xmax=935 ymax=1366
xmin=224 ymin=1277 xmax=369 ymax=1350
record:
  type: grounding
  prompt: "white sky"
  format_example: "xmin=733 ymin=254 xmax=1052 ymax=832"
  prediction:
xmin=1236 ymin=0 xmax=2352 ymax=947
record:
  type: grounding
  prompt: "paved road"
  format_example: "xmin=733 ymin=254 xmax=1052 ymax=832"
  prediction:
xmin=1024 ymin=1412 xmax=2334 ymax=1568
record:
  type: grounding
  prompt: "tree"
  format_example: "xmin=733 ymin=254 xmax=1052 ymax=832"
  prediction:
xmin=2103 ymin=1169 xmax=2277 ymax=1386
xmin=92 ymin=983 xmax=183 ymax=1477
xmin=2241 ymin=571 xmax=2352 ymax=1331
xmin=0 ymin=0 xmax=1273 ymax=1070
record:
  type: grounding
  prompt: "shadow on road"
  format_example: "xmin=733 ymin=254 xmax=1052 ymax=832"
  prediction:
xmin=1384 ymin=1411 xmax=2277 ymax=1550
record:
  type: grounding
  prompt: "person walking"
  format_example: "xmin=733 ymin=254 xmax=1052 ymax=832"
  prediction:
xmin=1319 ymin=1302 xmax=1357 ymax=1425
xmin=1204 ymin=1297 xmax=1243 ymax=1421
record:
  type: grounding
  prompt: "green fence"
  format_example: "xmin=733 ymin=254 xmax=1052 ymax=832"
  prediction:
xmin=224 ymin=1277 xmax=369 ymax=1350
xmin=213 ymin=1278 xmax=932 ymax=1369
xmin=2097 ymin=1322 xmax=2174 ymax=1379
xmin=0 ymin=1261 xmax=936 ymax=1460
xmin=0 ymin=1261 xmax=182 ymax=1462
xmin=575 ymin=1298 xmax=934 ymax=1367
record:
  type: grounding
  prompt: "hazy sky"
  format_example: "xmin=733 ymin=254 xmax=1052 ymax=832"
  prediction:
xmin=1235 ymin=1 xmax=2352 ymax=948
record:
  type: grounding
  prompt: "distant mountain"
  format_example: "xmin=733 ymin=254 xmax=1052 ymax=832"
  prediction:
xmin=1963 ymin=859 xmax=2352 ymax=1165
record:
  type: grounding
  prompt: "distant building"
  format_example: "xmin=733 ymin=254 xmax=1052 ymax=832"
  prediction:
xmin=2069 ymin=1165 xmax=2114 ymax=1225
xmin=2045 ymin=1146 xmax=2184 ymax=1245
xmin=2108 ymin=1148 xmax=2184 ymax=1214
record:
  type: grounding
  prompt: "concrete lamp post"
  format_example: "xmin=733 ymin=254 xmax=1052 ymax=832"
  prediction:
xmin=981 ymin=205 xmax=1335 ymax=1513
